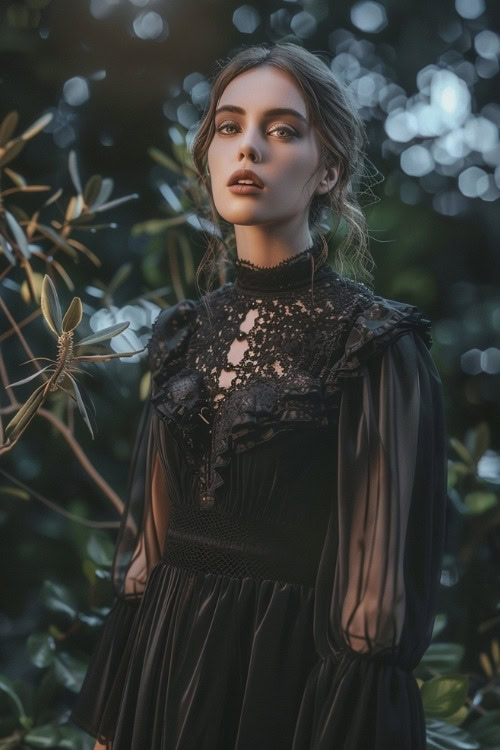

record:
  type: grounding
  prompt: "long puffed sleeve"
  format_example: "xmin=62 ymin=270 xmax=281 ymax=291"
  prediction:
xmin=70 ymin=300 xmax=197 ymax=744
xmin=293 ymin=329 xmax=448 ymax=750
xmin=69 ymin=392 xmax=171 ymax=744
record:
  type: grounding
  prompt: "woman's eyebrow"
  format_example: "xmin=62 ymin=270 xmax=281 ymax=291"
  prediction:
xmin=214 ymin=104 xmax=308 ymax=124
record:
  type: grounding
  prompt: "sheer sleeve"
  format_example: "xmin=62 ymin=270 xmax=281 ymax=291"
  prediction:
xmin=70 ymin=300 xmax=197 ymax=745
xmin=294 ymin=329 xmax=448 ymax=750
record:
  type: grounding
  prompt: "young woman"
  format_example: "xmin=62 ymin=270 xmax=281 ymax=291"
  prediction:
xmin=71 ymin=42 xmax=448 ymax=750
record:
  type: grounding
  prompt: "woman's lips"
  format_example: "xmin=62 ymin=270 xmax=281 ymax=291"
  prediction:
xmin=228 ymin=184 xmax=264 ymax=194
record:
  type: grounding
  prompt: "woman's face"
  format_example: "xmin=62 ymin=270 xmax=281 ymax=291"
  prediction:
xmin=206 ymin=65 xmax=336 ymax=230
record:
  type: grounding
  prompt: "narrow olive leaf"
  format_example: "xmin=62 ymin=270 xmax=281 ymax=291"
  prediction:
xmin=148 ymin=146 xmax=184 ymax=175
xmin=5 ymin=383 xmax=46 ymax=442
xmin=62 ymin=296 xmax=82 ymax=332
xmin=3 ymin=166 xmax=26 ymax=187
xmin=23 ymin=259 xmax=41 ymax=303
xmin=472 ymin=421 xmax=490 ymax=464
xmin=75 ymin=321 xmax=130 ymax=346
xmin=51 ymin=258 xmax=75 ymax=291
xmin=5 ymin=210 xmax=31 ymax=258
xmin=83 ymin=174 xmax=102 ymax=208
xmin=19 ymin=112 xmax=53 ymax=141
xmin=36 ymin=223 xmax=78 ymax=259
xmin=66 ymin=373 xmax=94 ymax=439
xmin=73 ymin=348 xmax=145 ymax=362
xmin=0 ymin=234 xmax=16 ymax=265
xmin=93 ymin=193 xmax=140 ymax=213
xmin=450 ymin=438 xmax=474 ymax=466
xmin=68 ymin=149 xmax=82 ymax=194
xmin=107 ymin=263 xmax=132 ymax=296
xmin=0 ymin=110 xmax=19 ymax=146
xmin=43 ymin=187 xmax=63 ymax=207
xmin=9 ymin=363 xmax=55 ymax=388
xmin=67 ymin=212 xmax=97 ymax=226
xmin=66 ymin=237 xmax=101 ymax=267
xmin=64 ymin=195 xmax=78 ymax=222
xmin=89 ymin=176 xmax=114 ymax=209
xmin=0 ymin=139 xmax=25 ymax=168
xmin=131 ymin=216 xmax=187 ymax=236
xmin=178 ymin=231 xmax=195 ymax=284
xmin=41 ymin=275 xmax=63 ymax=336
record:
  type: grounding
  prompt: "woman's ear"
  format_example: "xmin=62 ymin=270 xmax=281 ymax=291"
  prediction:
xmin=315 ymin=163 xmax=339 ymax=196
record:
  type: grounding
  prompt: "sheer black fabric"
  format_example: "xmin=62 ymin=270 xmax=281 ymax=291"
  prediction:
xmin=70 ymin=236 xmax=448 ymax=749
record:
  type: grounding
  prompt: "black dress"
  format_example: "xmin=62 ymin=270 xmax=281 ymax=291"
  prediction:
xmin=70 ymin=237 xmax=448 ymax=750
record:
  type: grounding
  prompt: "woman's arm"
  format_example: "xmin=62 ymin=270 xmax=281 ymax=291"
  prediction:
xmin=294 ymin=329 xmax=448 ymax=749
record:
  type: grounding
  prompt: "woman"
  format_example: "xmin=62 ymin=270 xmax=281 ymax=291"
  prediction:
xmin=70 ymin=42 xmax=448 ymax=750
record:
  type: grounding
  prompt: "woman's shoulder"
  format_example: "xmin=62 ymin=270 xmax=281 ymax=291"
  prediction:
xmin=320 ymin=273 xmax=433 ymax=389
xmin=147 ymin=298 xmax=199 ymax=379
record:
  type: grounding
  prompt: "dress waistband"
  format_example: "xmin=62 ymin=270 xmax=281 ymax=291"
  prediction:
xmin=161 ymin=503 xmax=317 ymax=587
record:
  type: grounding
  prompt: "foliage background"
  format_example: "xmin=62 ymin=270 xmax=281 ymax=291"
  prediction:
xmin=1 ymin=0 xmax=500 ymax=747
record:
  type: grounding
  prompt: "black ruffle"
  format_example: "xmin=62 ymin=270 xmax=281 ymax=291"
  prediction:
xmin=208 ymin=374 xmax=340 ymax=496
xmin=323 ymin=296 xmax=433 ymax=392
xmin=147 ymin=299 xmax=198 ymax=386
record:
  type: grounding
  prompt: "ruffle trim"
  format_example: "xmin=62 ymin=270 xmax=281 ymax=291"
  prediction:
xmin=323 ymin=296 xmax=433 ymax=392
xmin=147 ymin=299 xmax=198 ymax=386
xmin=292 ymin=652 xmax=425 ymax=750
xmin=207 ymin=374 xmax=340 ymax=496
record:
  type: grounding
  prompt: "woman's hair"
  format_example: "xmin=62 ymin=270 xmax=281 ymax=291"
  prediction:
xmin=188 ymin=41 xmax=380 ymax=297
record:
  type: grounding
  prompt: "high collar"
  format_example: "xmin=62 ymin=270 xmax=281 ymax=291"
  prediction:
xmin=233 ymin=236 xmax=332 ymax=294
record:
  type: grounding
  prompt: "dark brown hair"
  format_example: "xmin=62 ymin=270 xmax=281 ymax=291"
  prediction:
xmin=188 ymin=41 xmax=380 ymax=297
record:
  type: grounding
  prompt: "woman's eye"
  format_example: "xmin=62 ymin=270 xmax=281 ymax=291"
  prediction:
xmin=215 ymin=122 xmax=296 ymax=139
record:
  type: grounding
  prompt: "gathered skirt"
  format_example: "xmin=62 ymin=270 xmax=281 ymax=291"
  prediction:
xmin=70 ymin=559 xmax=320 ymax=749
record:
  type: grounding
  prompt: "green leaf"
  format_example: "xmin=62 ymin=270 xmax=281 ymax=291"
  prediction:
xmin=41 ymin=274 xmax=63 ymax=335
xmin=470 ymin=422 xmax=490 ymax=464
xmin=107 ymin=262 xmax=133 ymax=296
xmin=464 ymin=491 xmax=497 ymax=515
xmin=0 ymin=138 xmax=25 ymax=168
xmin=467 ymin=709 xmax=500 ymax=746
xmin=37 ymin=223 xmax=78 ymax=259
xmin=420 ymin=643 xmax=465 ymax=674
xmin=65 ymin=373 xmax=95 ymax=439
xmin=420 ymin=674 xmax=468 ymax=719
xmin=26 ymin=633 xmax=56 ymax=668
xmin=19 ymin=112 xmax=53 ymax=141
xmin=68 ymin=149 xmax=82 ymax=194
xmin=0 ymin=110 xmax=19 ymax=146
xmin=75 ymin=321 xmax=130 ymax=346
xmin=25 ymin=722 xmax=93 ymax=748
xmin=0 ymin=232 xmax=16 ymax=265
xmin=40 ymin=580 xmax=78 ymax=621
xmin=4 ymin=383 xmax=46 ymax=442
xmin=62 ymin=296 xmax=82 ymax=332
xmin=0 ymin=674 xmax=29 ymax=724
xmin=53 ymin=651 xmax=87 ymax=693
xmin=425 ymin=717 xmax=480 ymax=749
xmin=83 ymin=174 xmax=102 ymax=208
xmin=449 ymin=438 xmax=474 ymax=467
xmin=5 ymin=209 xmax=31 ymax=258
xmin=93 ymin=192 xmax=139 ymax=213
xmin=8 ymin=363 xmax=55 ymax=388
xmin=86 ymin=532 xmax=114 ymax=567
xmin=87 ymin=176 xmax=114 ymax=209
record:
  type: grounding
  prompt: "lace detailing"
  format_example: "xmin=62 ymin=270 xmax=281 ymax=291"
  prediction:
xmin=234 ymin=235 xmax=330 ymax=293
xmin=147 ymin=271 xmax=433 ymax=511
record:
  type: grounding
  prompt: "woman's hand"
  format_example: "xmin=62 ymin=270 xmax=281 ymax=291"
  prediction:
xmin=93 ymin=741 xmax=111 ymax=750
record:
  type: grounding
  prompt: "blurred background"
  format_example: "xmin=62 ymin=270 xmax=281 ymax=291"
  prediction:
xmin=1 ymin=0 xmax=500 ymax=747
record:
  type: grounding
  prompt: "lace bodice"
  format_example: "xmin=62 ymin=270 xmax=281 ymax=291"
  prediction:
xmin=146 ymin=236 xmax=432 ymax=511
